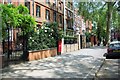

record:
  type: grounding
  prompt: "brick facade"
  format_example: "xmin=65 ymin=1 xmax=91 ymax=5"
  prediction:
xmin=0 ymin=0 xmax=75 ymax=53
xmin=0 ymin=0 xmax=64 ymax=27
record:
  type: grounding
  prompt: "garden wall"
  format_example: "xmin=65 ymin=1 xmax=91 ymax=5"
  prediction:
xmin=63 ymin=43 xmax=79 ymax=53
xmin=28 ymin=48 xmax=57 ymax=61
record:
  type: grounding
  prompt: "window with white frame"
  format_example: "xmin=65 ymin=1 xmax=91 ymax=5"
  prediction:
xmin=46 ymin=0 xmax=50 ymax=4
xmin=36 ymin=5 xmax=40 ymax=17
xmin=46 ymin=9 xmax=50 ymax=20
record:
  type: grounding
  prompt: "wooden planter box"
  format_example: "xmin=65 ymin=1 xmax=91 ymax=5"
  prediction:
xmin=28 ymin=48 xmax=57 ymax=61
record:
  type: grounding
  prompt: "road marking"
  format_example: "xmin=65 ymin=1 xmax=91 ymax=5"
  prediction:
xmin=83 ymin=59 xmax=105 ymax=79
xmin=83 ymin=65 xmax=96 ymax=79
xmin=95 ymin=59 xmax=105 ymax=77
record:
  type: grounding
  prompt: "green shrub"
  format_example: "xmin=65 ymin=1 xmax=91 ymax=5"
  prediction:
xmin=28 ymin=22 xmax=63 ymax=51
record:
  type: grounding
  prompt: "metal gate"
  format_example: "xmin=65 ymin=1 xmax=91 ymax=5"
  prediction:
xmin=3 ymin=28 xmax=25 ymax=67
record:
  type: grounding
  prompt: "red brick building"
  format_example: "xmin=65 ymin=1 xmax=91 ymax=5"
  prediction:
xmin=0 ymin=0 xmax=64 ymax=50
xmin=0 ymin=0 xmax=75 ymax=53
xmin=0 ymin=0 xmax=64 ymax=27
xmin=111 ymin=29 xmax=120 ymax=41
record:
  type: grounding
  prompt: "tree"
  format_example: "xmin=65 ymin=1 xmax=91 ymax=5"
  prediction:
xmin=106 ymin=2 xmax=114 ymax=45
xmin=1 ymin=4 xmax=36 ymax=60
xmin=78 ymin=1 xmax=119 ymax=45
xmin=78 ymin=2 xmax=106 ymax=44
xmin=0 ymin=4 xmax=19 ymax=58
xmin=15 ymin=4 xmax=36 ymax=60
xmin=112 ymin=2 xmax=120 ymax=30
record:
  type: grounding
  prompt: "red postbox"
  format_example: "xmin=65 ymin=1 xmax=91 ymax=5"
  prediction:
xmin=58 ymin=40 xmax=62 ymax=53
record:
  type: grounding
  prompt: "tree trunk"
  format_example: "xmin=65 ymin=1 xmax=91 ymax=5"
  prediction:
xmin=106 ymin=2 xmax=113 ymax=45
xmin=22 ymin=31 xmax=28 ymax=60
xmin=97 ymin=22 xmax=101 ymax=45
xmin=7 ymin=27 xmax=10 ymax=59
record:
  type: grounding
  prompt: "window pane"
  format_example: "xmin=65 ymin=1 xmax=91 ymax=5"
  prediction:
xmin=59 ymin=15 xmax=62 ymax=24
xmin=46 ymin=0 xmax=50 ymax=4
xmin=53 ymin=12 xmax=56 ymax=22
xmin=25 ymin=2 xmax=30 ymax=14
xmin=110 ymin=43 xmax=120 ymax=48
xmin=8 ymin=0 xmax=11 ymax=4
xmin=36 ymin=5 xmax=40 ymax=17
xmin=46 ymin=9 xmax=50 ymax=20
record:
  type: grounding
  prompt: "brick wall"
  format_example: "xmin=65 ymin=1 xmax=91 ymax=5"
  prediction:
xmin=28 ymin=48 xmax=57 ymax=61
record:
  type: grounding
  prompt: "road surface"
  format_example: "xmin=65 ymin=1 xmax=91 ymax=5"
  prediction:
xmin=95 ymin=59 xmax=120 ymax=79
xmin=2 ymin=46 xmax=107 ymax=79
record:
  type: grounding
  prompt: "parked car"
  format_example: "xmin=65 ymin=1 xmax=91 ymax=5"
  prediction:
xmin=104 ymin=41 xmax=120 ymax=59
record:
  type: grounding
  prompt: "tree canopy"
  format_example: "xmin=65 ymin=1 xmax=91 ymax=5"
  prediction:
xmin=0 ymin=4 xmax=36 ymax=39
xmin=77 ymin=1 xmax=120 ymax=44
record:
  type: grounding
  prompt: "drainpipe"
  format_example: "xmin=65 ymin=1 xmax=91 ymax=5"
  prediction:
xmin=63 ymin=0 xmax=66 ymax=36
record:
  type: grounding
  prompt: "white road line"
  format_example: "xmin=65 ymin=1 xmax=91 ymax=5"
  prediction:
xmin=83 ymin=59 xmax=105 ymax=79
xmin=83 ymin=65 xmax=96 ymax=79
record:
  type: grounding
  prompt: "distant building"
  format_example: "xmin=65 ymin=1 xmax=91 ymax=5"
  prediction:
xmin=73 ymin=8 xmax=97 ymax=47
xmin=111 ymin=29 xmax=120 ymax=41
xmin=85 ymin=20 xmax=93 ymax=33
xmin=74 ymin=9 xmax=86 ymax=35
xmin=74 ymin=9 xmax=85 ymax=48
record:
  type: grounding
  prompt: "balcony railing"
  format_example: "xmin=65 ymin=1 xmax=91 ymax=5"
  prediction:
xmin=66 ymin=29 xmax=75 ymax=37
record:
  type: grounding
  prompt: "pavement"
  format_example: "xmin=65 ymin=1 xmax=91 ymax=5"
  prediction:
xmin=95 ymin=59 xmax=120 ymax=80
xmin=1 ymin=46 xmax=107 ymax=79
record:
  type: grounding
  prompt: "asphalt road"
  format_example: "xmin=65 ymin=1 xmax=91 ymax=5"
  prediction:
xmin=2 ymin=46 xmax=107 ymax=79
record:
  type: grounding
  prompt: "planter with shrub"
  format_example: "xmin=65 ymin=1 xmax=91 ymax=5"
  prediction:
xmin=27 ymin=22 xmax=63 ymax=61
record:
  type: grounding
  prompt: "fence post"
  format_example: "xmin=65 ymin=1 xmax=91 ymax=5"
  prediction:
xmin=77 ymin=34 xmax=81 ymax=50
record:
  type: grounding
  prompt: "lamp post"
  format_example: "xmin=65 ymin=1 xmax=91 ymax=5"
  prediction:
xmin=63 ymin=0 xmax=66 ymax=36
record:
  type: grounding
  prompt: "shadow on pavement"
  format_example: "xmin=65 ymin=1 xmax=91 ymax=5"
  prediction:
xmin=95 ymin=59 xmax=119 ymax=79
xmin=2 ymin=54 xmax=103 ymax=79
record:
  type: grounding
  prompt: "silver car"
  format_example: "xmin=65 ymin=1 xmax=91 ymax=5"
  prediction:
xmin=105 ymin=41 xmax=120 ymax=59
